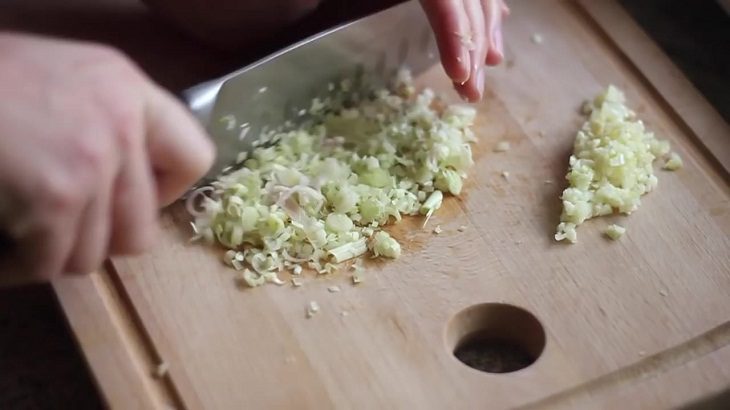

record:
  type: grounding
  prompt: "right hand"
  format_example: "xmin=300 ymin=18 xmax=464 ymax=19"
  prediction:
xmin=0 ymin=33 xmax=215 ymax=283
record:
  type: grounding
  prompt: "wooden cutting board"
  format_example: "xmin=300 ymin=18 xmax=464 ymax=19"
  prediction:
xmin=54 ymin=0 xmax=730 ymax=408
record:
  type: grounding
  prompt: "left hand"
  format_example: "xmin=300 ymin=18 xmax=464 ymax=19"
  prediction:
xmin=420 ymin=0 xmax=509 ymax=102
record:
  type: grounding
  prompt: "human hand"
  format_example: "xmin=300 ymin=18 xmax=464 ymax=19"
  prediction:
xmin=0 ymin=33 xmax=214 ymax=282
xmin=420 ymin=0 xmax=509 ymax=102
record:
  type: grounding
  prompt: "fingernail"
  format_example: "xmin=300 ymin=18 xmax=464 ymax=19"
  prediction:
xmin=476 ymin=67 xmax=485 ymax=99
xmin=495 ymin=29 xmax=504 ymax=58
xmin=490 ymin=21 xmax=503 ymax=57
xmin=453 ymin=82 xmax=469 ymax=102
xmin=456 ymin=47 xmax=470 ymax=83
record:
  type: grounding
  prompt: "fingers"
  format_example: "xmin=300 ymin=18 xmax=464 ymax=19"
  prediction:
xmin=26 ymin=197 xmax=84 ymax=281
xmin=144 ymin=85 xmax=215 ymax=206
xmin=423 ymin=0 xmax=508 ymax=102
xmin=501 ymin=0 xmax=510 ymax=16
xmin=486 ymin=27 xmax=503 ymax=66
xmin=64 ymin=189 xmax=112 ymax=273
xmin=483 ymin=0 xmax=505 ymax=66
xmin=108 ymin=130 xmax=158 ymax=255
xmin=453 ymin=0 xmax=487 ymax=102
xmin=64 ymin=128 xmax=119 ymax=273
xmin=420 ymin=0 xmax=471 ymax=84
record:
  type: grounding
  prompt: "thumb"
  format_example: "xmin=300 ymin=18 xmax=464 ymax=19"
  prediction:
xmin=144 ymin=85 xmax=215 ymax=206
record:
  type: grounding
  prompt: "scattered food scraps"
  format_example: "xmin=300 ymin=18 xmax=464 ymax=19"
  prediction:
xmin=604 ymin=224 xmax=626 ymax=240
xmin=153 ymin=362 xmax=169 ymax=379
xmin=663 ymin=152 xmax=683 ymax=170
xmin=306 ymin=301 xmax=320 ymax=318
xmin=493 ymin=140 xmax=511 ymax=152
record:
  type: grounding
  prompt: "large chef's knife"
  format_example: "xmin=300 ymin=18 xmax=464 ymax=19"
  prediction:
xmin=181 ymin=0 xmax=438 ymax=182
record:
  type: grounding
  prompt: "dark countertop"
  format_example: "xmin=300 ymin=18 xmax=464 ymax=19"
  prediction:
xmin=0 ymin=1 xmax=727 ymax=408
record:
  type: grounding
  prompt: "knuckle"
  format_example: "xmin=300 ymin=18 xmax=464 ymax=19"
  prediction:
xmin=76 ymin=47 xmax=144 ymax=153
xmin=74 ymin=132 xmax=111 ymax=175
xmin=110 ymin=104 xmax=142 ymax=152
xmin=40 ymin=173 xmax=83 ymax=213
xmin=79 ymin=44 xmax=144 ymax=87
xmin=84 ymin=44 xmax=132 ymax=69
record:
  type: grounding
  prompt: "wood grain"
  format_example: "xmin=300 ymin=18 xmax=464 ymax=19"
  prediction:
xmin=55 ymin=0 xmax=730 ymax=408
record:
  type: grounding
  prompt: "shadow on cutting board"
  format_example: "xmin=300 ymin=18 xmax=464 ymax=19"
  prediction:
xmin=680 ymin=388 xmax=730 ymax=410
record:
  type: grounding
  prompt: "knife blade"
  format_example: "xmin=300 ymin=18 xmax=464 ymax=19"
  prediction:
xmin=181 ymin=0 xmax=438 ymax=183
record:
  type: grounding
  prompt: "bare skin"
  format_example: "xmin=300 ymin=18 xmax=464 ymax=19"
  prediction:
xmin=0 ymin=34 xmax=214 ymax=281
xmin=420 ymin=0 xmax=509 ymax=101
xmin=145 ymin=0 xmax=508 ymax=102
xmin=0 ymin=1 xmax=507 ymax=282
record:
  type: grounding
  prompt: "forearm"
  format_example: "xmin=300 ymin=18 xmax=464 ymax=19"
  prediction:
xmin=142 ymin=0 xmax=322 ymax=49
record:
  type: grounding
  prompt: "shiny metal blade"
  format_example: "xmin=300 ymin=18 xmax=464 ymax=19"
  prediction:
xmin=182 ymin=0 xmax=438 ymax=181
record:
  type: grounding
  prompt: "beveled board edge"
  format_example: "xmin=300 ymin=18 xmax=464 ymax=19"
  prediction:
xmin=53 ymin=266 xmax=181 ymax=409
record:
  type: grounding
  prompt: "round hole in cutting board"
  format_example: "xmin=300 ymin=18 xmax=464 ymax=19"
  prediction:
xmin=446 ymin=303 xmax=545 ymax=373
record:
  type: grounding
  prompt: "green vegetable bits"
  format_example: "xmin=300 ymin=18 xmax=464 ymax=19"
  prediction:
xmin=188 ymin=69 xmax=477 ymax=286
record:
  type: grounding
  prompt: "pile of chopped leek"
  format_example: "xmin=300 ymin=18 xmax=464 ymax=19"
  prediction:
xmin=188 ymin=69 xmax=477 ymax=286
xmin=555 ymin=85 xmax=681 ymax=243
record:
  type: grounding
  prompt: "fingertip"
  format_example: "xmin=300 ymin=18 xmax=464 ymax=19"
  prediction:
xmin=453 ymin=79 xmax=481 ymax=103
xmin=486 ymin=49 xmax=503 ymax=66
xmin=502 ymin=2 xmax=511 ymax=16
xmin=420 ymin=0 xmax=472 ymax=84
xmin=109 ymin=217 xmax=158 ymax=255
xmin=439 ymin=43 xmax=470 ymax=84
xmin=145 ymin=86 xmax=215 ymax=205
xmin=438 ymin=34 xmax=471 ymax=83
xmin=486 ymin=29 xmax=504 ymax=66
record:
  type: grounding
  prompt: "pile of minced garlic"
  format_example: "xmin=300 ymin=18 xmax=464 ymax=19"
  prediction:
xmin=555 ymin=86 xmax=681 ymax=243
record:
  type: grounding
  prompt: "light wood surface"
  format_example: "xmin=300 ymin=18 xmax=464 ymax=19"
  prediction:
xmin=55 ymin=0 xmax=730 ymax=408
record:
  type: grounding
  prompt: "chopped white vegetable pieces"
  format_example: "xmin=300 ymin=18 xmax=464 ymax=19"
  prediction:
xmin=153 ymin=362 xmax=169 ymax=379
xmin=369 ymin=231 xmax=401 ymax=259
xmin=328 ymin=238 xmax=367 ymax=263
xmin=604 ymin=224 xmax=626 ymax=240
xmin=663 ymin=152 xmax=683 ymax=171
xmin=352 ymin=273 xmax=363 ymax=285
xmin=555 ymin=85 xmax=677 ymax=243
xmin=306 ymin=301 xmax=320 ymax=318
xmin=189 ymin=69 xmax=477 ymax=285
xmin=493 ymin=140 xmax=511 ymax=152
